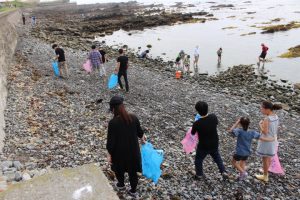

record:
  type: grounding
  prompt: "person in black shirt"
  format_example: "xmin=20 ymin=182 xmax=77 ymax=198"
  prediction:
xmin=52 ymin=44 xmax=69 ymax=78
xmin=99 ymin=47 xmax=107 ymax=63
xmin=106 ymin=96 xmax=146 ymax=197
xmin=191 ymin=101 xmax=228 ymax=179
xmin=115 ymin=49 xmax=129 ymax=92
xmin=22 ymin=13 xmax=26 ymax=25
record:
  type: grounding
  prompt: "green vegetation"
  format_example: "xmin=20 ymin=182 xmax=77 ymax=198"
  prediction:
xmin=261 ymin=21 xmax=300 ymax=34
xmin=279 ymin=45 xmax=300 ymax=58
xmin=0 ymin=0 xmax=28 ymax=13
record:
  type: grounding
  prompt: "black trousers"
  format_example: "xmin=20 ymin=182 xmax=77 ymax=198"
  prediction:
xmin=115 ymin=170 xmax=138 ymax=193
xmin=195 ymin=148 xmax=226 ymax=176
xmin=118 ymin=71 xmax=129 ymax=92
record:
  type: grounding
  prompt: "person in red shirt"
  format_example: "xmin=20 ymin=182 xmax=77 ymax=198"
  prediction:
xmin=258 ymin=43 xmax=269 ymax=66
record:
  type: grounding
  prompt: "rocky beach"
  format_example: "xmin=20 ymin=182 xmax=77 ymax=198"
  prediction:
xmin=0 ymin=1 xmax=299 ymax=200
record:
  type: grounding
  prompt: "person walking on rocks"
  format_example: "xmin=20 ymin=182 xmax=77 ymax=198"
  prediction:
xmin=191 ymin=101 xmax=229 ymax=180
xmin=217 ymin=47 xmax=222 ymax=64
xmin=99 ymin=46 xmax=107 ymax=77
xmin=257 ymin=43 xmax=269 ymax=66
xmin=89 ymin=45 xmax=103 ymax=77
xmin=31 ymin=15 xmax=36 ymax=27
xmin=255 ymin=101 xmax=282 ymax=182
xmin=115 ymin=49 xmax=129 ymax=92
xmin=52 ymin=44 xmax=69 ymax=78
xmin=106 ymin=96 xmax=146 ymax=198
xmin=22 ymin=13 xmax=26 ymax=25
xmin=228 ymin=117 xmax=274 ymax=181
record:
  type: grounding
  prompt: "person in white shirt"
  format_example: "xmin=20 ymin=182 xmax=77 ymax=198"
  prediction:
xmin=193 ymin=46 xmax=200 ymax=71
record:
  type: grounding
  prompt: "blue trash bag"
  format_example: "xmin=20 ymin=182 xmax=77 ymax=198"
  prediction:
xmin=51 ymin=61 xmax=60 ymax=77
xmin=141 ymin=142 xmax=164 ymax=184
xmin=195 ymin=114 xmax=201 ymax=121
xmin=108 ymin=74 xmax=118 ymax=89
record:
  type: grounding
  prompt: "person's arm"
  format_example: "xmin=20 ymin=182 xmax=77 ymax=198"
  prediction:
xmin=260 ymin=118 xmax=269 ymax=135
xmin=259 ymin=136 xmax=275 ymax=142
xmin=115 ymin=62 xmax=120 ymax=74
xmin=228 ymin=118 xmax=240 ymax=133
xmin=98 ymin=52 xmax=103 ymax=64
xmin=253 ymin=131 xmax=274 ymax=142
xmin=191 ymin=122 xmax=197 ymax=136
xmin=135 ymin=116 xmax=146 ymax=143
xmin=106 ymin=121 xmax=116 ymax=164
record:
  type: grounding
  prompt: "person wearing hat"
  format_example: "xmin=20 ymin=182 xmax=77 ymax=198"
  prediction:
xmin=106 ymin=96 xmax=146 ymax=197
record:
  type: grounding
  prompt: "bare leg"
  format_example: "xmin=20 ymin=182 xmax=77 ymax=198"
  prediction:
xmin=232 ymin=159 xmax=244 ymax=173
xmin=240 ymin=161 xmax=246 ymax=171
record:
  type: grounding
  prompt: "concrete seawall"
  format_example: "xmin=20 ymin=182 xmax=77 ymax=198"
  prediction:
xmin=0 ymin=11 xmax=20 ymax=151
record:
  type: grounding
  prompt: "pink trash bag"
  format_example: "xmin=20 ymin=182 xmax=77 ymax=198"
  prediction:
xmin=181 ymin=128 xmax=198 ymax=154
xmin=269 ymin=143 xmax=285 ymax=175
xmin=83 ymin=59 xmax=92 ymax=73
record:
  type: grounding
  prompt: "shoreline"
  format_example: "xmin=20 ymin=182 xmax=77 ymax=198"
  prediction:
xmin=0 ymin=3 xmax=299 ymax=199
xmin=30 ymin=2 xmax=300 ymax=114
xmin=2 ymin=25 xmax=299 ymax=199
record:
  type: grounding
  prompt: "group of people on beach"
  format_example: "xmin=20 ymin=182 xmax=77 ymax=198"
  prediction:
xmin=174 ymin=46 xmax=223 ymax=74
xmin=21 ymin=13 xmax=36 ymax=27
xmin=106 ymin=95 xmax=282 ymax=197
xmin=174 ymin=43 xmax=268 ymax=75
xmin=51 ymin=44 xmax=131 ymax=92
xmin=50 ymin=40 xmax=274 ymax=197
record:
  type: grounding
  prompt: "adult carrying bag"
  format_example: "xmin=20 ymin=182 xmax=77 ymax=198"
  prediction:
xmin=141 ymin=142 xmax=164 ymax=184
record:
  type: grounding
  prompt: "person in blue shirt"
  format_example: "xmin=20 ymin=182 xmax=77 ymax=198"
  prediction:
xmin=228 ymin=117 xmax=274 ymax=181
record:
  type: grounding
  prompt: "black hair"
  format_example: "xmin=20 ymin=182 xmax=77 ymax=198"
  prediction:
xmin=52 ymin=44 xmax=58 ymax=49
xmin=146 ymin=50 xmax=150 ymax=53
xmin=195 ymin=101 xmax=208 ymax=116
xmin=240 ymin=117 xmax=250 ymax=131
xmin=119 ymin=49 xmax=124 ymax=54
xmin=91 ymin=45 xmax=96 ymax=49
xmin=262 ymin=101 xmax=282 ymax=111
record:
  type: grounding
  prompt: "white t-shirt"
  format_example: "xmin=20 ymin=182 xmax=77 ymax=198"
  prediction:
xmin=194 ymin=47 xmax=200 ymax=56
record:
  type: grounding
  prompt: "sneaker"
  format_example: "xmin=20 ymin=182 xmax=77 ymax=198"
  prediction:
xmin=255 ymin=174 xmax=269 ymax=182
xmin=238 ymin=171 xmax=248 ymax=181
xmin=128 ymin=189 xmax=138 ymax=198
xmin=115 ymin=183 xmax=125 ymax=190
xmin=194 ymin=175 xmax=206 ymax=181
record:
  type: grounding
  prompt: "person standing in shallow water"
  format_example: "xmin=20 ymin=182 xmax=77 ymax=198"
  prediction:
xmin=256 ymin=101 xmax=282 ymax=182
xmin=217 ymin=47 xmax=222 ymax=64
xmin=115 ymin=49 xmax=129 ymax=92
xmin=106 ymin=96 xmax=146 ymax=198
xmin=258 ymin=43 xmax=269 ymax=66
xmin=193 ymin=46 xmax=200 ymax=70
xmin=191 ymin=101 xmax=229 ymax=180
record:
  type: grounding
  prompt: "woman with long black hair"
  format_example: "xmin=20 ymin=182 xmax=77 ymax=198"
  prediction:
xmin=106 ymin=96 xmax=145 ymax=197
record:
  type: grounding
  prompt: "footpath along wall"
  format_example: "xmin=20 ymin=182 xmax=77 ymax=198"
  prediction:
xmin=0 ymin=11 xmax=20 ymax=151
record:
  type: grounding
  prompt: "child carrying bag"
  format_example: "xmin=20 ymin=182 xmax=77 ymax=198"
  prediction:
xmin=51 ymin=61 xmax=60 ymax=77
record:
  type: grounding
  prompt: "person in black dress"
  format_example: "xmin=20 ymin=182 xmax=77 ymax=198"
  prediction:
xmin=106 ymin=96 xmax=145 ymax=197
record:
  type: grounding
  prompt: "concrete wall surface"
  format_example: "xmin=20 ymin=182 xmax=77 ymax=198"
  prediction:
xmin=0 ymin=11 xmax=20 ymax=151
xmin=0 ymin=164 xmax=120 ymax=200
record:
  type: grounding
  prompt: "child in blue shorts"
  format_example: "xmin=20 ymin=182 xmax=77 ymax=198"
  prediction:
xmin=228 ymin=117 xmax=274 ymax=181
